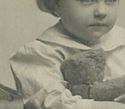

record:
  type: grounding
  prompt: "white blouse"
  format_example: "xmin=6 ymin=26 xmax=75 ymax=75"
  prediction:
xmin=10 ymin=23 xmax=125 ymax=109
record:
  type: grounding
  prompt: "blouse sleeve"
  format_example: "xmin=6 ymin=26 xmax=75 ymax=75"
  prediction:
xmin=10 ymin=40 xmax=66 ymax=99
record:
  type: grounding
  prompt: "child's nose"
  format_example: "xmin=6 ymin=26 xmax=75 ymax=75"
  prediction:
xmin=93 ymin=2 xmax=107 ymax=20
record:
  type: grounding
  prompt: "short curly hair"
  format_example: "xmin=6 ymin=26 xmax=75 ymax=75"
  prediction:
xmin=36 ymin=0 xmax=60 ymax=16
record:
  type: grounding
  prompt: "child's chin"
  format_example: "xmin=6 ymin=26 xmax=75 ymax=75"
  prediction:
xmin=91 ymin=31 xmax=107 ymax=39
xmin=85 ymin=34 xmax=104 ymax=45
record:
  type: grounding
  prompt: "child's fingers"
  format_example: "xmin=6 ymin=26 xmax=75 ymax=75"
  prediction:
xmin=24 ymin=100 xmax=41 ymax=109
xmin=24 ymin=88 xmax=47 ymax=109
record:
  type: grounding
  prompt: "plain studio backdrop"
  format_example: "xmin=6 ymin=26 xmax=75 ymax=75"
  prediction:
xmin=0 ymin=0 xmax=125 ymax=89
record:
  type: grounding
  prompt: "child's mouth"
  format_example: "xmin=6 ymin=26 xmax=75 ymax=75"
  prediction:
xmin=89 ymin=23 xmax=108 ymax=27
xmin=88 ymin=23 xmax=108 ymax=31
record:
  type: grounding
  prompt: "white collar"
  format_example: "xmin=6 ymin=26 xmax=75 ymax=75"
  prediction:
xmin=37 ymin=23 xmax=125 ymax=51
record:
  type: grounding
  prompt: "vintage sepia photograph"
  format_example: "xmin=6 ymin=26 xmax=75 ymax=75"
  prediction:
xmin=0 ymin=0 xmax=125 ymax=109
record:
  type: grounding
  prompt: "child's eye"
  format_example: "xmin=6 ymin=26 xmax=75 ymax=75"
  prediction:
xmin=77 ymin=0 xmax=118 ymax=5
xmin=105 ymin=0 xmax=118 ymax=5
xmin=78 ymin=0 xmax=97 ymax=5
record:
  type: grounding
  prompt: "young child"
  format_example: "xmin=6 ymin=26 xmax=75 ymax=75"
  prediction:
xmin=10 ymin=0 xmax=125 ymax=109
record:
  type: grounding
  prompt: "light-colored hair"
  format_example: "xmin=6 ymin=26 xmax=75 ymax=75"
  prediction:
xmin=36 ymin=0 xmax=60 ymax=16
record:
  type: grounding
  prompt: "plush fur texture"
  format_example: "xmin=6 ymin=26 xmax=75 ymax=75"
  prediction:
xmin=61 ymin=48 xmax=106 ymax=85
xmin=90 ymin=75 xmax=125 ymax=101
xmin=61 ymin=48 xmax=125 ymax=101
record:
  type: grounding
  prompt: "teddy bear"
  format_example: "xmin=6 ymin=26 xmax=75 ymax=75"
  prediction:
xmin=60 ymin=48 xmax=125 ymax=101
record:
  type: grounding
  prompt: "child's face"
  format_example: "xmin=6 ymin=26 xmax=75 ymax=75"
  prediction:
xmin=56 ymin=0 xmax=119 ymax=45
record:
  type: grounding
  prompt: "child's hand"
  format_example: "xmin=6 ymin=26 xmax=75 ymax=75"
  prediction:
xmin=24 ymin=98 xmax=41 ymax=109
xmin=114 ymin=94 xmax=125 ymax=104
xmin=24 ymin=89 xmax=46 ymax=109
